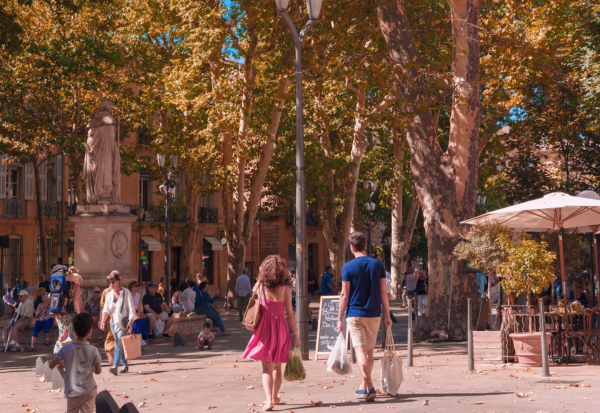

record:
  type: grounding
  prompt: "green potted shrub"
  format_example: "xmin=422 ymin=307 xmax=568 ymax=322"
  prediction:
xmin=497 ymin=234 xmax=556 ymax=366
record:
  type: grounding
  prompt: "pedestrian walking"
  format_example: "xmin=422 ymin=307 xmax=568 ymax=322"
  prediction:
xmin=416 ymin=270 xmax=428 ymax=316
xmin=321 ymin=265 xmax=336 ymax=295
xmin=243 ymin=255 xmax=300 ymax=412
xmin=99 ymin=271 xmax=136 ymax=375
xmin=337 ymin=231 xmax=392 ymax=402
xmin=236 ymin=268 xmax=252 ymax=321
xmin=405 ymin=268 xmax=418 ymax=302
xmin=99 ymin=280 xmax=114 ymax=365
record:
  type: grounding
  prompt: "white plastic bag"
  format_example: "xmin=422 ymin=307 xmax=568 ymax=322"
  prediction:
xmin=327 ymin=333 xmax=352 ymax=375
xmin=153 ymin=319 xmax=165 ymax=337
xmin=380 ymin=328 xmax=403 ymax=395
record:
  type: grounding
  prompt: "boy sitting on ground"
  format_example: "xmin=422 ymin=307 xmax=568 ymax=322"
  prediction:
xmin=197 ymin=322 xmax=215 ymax=350
xmin=49 ymin=313 xmax=102 ymax=413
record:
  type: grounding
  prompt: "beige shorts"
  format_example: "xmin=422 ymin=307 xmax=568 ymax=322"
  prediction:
xmin=347 ymin=317 xmax=381 ymax=350
xmin=146 ymin=311 xmax=169 ymax=323
xmin=67 ymin=389 xmax=97 ymax=413
xmin=15 ymin=316 xmax=32 ymax=332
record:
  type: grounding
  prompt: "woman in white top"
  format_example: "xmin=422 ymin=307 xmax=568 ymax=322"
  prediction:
xmin=100 ymin=271 xmax=136 ymax=375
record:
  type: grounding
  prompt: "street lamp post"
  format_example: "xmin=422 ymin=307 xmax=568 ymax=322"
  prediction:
xmin=363 ymin=180 xmax=377 ymax=257
xmin=137 ymin=206 xmax=145 ymax=284
xmin=157 ymin=153 xmax=178 ymax=304
xmin=275 ymin=0 xmax=322 ymax=361
xmin=363 ymin=180 xmax=381 ymax=346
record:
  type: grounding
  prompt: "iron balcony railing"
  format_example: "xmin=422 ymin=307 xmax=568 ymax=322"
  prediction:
xmin=198 ymin=207 xmax=218 ymax=223
xmin=42 ymin=200 xmax=58 ymax=219
xmin=5 ymin=199 xmax=27 ymax=219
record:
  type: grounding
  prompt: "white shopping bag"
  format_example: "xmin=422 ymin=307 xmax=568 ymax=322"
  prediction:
xmin=153 ymin=319 xmax=165 ymax=336
xmin=327 ymin=333 xmax=352 ymax=375
xmin=380 ymin=328 xmax=403 ymax=395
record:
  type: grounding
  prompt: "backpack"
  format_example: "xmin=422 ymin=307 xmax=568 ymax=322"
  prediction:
xmin=12 ymin=285 xmax=21 ymax=301
xmin=49 ymin=265 xmax=70 ymax=312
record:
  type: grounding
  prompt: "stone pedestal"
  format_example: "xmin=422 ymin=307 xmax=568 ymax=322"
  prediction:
xmin=69 ymin=204 xmax=137 ymax=289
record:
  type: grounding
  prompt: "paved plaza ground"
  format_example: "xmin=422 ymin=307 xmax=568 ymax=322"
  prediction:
xmin=1 ymin=302 xmax=598 ymax=412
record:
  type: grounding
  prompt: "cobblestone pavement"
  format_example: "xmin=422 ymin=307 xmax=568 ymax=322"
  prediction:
xmin=1 ymin=301 xmax=598 ymax=412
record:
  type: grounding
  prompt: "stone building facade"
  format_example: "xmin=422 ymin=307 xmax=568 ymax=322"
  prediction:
xmin=0 ymin=145 xmax=330 ymax=298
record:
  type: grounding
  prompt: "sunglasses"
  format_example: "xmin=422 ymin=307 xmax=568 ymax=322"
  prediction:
xmin=93 ymin=291 xmax=100 ymax=293
xmin=108 ymin=281 xmax=115 ymax=284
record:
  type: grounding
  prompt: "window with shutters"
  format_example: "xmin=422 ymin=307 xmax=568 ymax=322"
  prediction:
xmin=0 ymin=154 xmax=7 ymax=199
xmin=2 ymin=234 xmax=23 ymax=287
xmin=24 ymin=163 xmax=34 ymax=200
xmin=139 ymin=175 xmax=149 ymax=208
xmin=7 ymin=169 xmax=19 ymax=199
xmin=39 ymin=157 xmax=47 ymax=201
xmin=36 ymin=235 xmax=57 ymax=275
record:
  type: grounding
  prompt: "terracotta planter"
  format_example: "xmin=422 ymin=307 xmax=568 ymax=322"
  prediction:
xmin=510 ymin=332 xmax=551 ymax=367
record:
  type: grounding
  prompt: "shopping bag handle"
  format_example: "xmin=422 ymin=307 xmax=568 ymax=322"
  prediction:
xmin=385 ymin=327 xmax=396 ymax=352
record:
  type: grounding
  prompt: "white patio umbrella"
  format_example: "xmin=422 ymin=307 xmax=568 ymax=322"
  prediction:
xmin=461 ymin=192 xmax=600 ymax=307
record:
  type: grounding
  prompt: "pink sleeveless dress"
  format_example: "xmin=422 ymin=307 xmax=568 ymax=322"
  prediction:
xmin=243 ymin=286 xmax=291 ymax=364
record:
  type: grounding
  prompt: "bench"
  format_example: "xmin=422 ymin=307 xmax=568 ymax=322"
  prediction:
xmin=0 ymin=312 xmax=208 ymax=347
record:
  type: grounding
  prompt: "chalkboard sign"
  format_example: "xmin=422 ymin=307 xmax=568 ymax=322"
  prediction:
xmin=314 ymin=296 xmax=347 ymax=361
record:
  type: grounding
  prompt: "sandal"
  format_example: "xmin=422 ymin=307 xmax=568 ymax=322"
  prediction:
xmin=263 ymin=402 xmax=274 ymax=412
xmin=274 ymin=395 xmax=281 ymax=405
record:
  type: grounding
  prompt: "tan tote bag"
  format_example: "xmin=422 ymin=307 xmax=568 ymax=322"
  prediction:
xmin=121 ymin=332 xmax=142 ymax=360
xmin=242 ymin=285 xmax=262 ymax=331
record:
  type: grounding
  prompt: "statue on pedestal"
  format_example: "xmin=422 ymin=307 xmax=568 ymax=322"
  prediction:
xmin=82 ymin=98 xmax=121 ymax=204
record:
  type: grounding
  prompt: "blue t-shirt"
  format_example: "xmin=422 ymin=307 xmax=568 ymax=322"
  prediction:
xmin=342 ymin=256 xmax=385 ymax=318
xmin=321 ymin=273 xmax=334 ymax=294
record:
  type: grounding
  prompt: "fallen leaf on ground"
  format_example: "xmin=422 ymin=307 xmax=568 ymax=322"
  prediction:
xmin=474 ymin=401 xmax=486 ymax=405
xmin=247 ymin=386 xmax=254 ymax=390
xmin=321 ymin=386 xmax=333 ymax=389
xmin=422 ymin=400 xmax=429 ymax=405
xmin=569 ymin=384 xmax=579 ymax=387
xmin=308 ymin=401 xmax=323 ymax=407
xmin=21 ymin=404 xmax=28 ymax=407
xmin=137 ymin=402 xmax=146 ymax=408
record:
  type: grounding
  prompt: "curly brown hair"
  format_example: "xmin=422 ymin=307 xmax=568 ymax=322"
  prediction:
xmin=258 ymin=255 xmax=287 ymax=290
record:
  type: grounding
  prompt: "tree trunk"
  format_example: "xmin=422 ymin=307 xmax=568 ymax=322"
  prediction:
xmin=69 ymin=153 xmax=83 ymax=204
xmin=32 ymin=156 xmax=48 ymax=277
xmin=181 ymin=168 xmax=198 ymax=280
xmin=221 ymin=76 xmax=292 ymax=306
xmin=316 ymin=83 xmax=395 ymax=280
xmin=377 ymin=0 xmax=481 ymax=339
xmin=390 ymin=129 xmax=420 ymax=299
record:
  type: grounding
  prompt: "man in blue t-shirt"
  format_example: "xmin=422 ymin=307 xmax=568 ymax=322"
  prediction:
xmin=337 ymin=231 xmax=391 ymax=402
xmin=321 ymin=266 xmax=336 ymax=295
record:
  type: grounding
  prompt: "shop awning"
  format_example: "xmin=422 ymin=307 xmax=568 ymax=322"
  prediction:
xmin=141 ymin=235 xmax=162 ymax=251
xmin=204 ymin=236 xmax=223 ymax=251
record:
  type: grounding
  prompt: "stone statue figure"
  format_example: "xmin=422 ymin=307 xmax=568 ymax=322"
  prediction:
xmin=82 ymin=99 xmax=121 ymax=204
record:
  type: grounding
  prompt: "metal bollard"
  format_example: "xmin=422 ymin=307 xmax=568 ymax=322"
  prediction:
xmin=415 ymin=301 xmax=420 ymax=343
xmin=539 ymin=300 xmax=550 ymax=377
xmin=407 ymin=298 xmax=413 ymax=366
xmin=468 ymin=298 xmax=474 ymax=371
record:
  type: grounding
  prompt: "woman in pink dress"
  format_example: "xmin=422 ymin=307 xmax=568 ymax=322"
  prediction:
xmin=244 ymin=255 xmax=300 ymax=411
